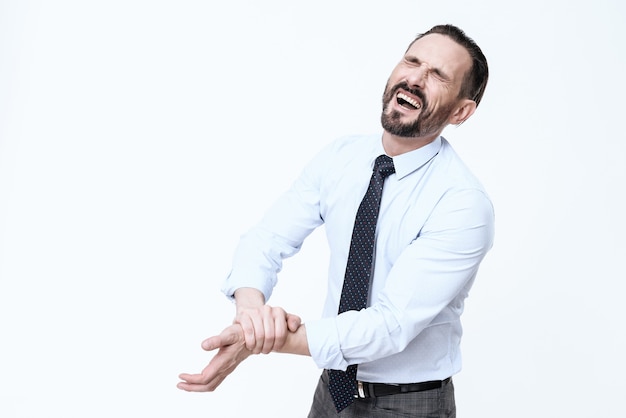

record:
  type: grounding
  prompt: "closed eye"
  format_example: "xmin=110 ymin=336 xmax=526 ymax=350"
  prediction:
xmin=403 ymin=56 xmax=451 ymax=82
xmin=431 ymin=68 xmax=449 ymax=82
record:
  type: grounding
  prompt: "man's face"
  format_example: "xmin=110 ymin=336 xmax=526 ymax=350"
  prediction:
xmin=381 ymin=33 xmax=473 ymax=138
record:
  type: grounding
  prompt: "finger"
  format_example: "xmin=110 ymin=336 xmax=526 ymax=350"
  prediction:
xmin=238 ymin=315 xmax=257 ymax=352
xmin=261 ymin=312 xmax=276 ymax=354
xmin=177 ymin=381 xmax=211 ymax=392
xmin=201 ymin=325 xmax=242 ymax=351
xmin=177 ymin=374 xmax=226 ymax=392
xmin=250 ymin=309 xmax=267 ymax=354
xmin=177 ymin=372 xmax=208 ymax=385
xmin=271 ymin=313 xmax=288 ymax=351
xmin=178 ymin=351 xmax=233 ymax=390
xmin=201 ymin=335 xmax=224 ymax=352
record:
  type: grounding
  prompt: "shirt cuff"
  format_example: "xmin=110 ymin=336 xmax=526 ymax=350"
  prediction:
xmin=220 ymin=270 xmax=275 ymax=303
xmin=305 ymin=317 xmax=349 ymax=371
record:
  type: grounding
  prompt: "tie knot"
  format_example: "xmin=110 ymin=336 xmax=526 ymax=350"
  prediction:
xmin=374 ymin=155 xmax=395 ymax=179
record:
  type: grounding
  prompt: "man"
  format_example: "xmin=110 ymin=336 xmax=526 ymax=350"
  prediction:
xmin=178 ymin=24 xmax=494 ymax=417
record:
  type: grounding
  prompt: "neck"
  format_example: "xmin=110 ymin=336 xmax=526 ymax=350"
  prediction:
xmin=382 ymin=130 xmax=442 ymax=157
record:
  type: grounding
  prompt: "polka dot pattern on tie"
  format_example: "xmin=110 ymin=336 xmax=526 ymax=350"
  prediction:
xmin=328 ymin=154 xmax=395 ymax=413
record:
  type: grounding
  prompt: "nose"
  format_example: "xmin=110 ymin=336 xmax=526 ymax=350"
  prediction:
xmin=406 ymin=63 xmax=430 ymax=88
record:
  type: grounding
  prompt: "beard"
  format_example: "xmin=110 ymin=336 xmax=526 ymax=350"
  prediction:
xmin=380 ymin=81 xmax=455 ymax=138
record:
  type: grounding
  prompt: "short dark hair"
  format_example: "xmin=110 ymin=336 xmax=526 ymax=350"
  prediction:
xmin=409 ymin=24 xmax=489 ymax=107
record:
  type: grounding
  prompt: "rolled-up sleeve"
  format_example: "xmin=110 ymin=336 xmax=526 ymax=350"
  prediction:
xmin=221 ymin=144 xmax=334 ymax=302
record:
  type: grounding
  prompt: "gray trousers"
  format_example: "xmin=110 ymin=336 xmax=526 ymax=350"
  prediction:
xmin=307 ymin=370 xmax=456 ymax=418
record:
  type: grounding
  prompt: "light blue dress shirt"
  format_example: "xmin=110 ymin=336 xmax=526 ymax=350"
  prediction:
xmin=222 ymin=133 xmax=495 ymax=384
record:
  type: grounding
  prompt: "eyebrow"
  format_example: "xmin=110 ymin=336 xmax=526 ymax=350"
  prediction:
xmin=405 ymin=55 xmax=451 ymax=82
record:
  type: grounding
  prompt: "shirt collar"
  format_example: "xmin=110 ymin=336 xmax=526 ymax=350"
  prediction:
xmin=385 ymin=136 xmax=442 ymax=180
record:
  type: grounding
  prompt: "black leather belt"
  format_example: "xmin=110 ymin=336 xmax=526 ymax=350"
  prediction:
xmin=355 ymin=377 xmax=451 ymax=399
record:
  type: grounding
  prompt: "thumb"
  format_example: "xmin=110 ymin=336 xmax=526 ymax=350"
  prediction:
xmin=200 ymin=335 xmax=223 ymax=351
xmin=201 ymin=324 xmax=244 ymax=351
xmin=286 ymin=313 xmax=302 ymax=332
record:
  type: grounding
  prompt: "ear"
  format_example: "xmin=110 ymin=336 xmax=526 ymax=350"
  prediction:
xmin=448 ymin=99 xmax=477 ymax=125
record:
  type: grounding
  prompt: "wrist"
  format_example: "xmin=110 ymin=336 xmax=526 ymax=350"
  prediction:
xmin=234 ymin=287 xmax=265 ymax=309
xmin=274 ymin=324 xmax=310 ymax=356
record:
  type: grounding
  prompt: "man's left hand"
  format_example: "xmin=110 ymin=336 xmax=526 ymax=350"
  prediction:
xmin=177 ymin=324 xmax=250 ymax=392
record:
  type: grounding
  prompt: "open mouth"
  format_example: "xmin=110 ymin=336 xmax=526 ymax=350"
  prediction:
xmin=396 ymin=92 xmax=422 ymax=110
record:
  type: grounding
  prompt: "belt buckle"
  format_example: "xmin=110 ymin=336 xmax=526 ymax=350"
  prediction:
xmin=356 ymin=381 xmax=366 ymax=398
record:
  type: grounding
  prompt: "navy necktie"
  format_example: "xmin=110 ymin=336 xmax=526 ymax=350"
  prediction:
xmin=328 ymin=154 xmax=395 ymax=412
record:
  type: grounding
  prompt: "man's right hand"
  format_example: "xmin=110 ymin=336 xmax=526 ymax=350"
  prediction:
xmin=233 ymin=287 xmax=301 ymax=354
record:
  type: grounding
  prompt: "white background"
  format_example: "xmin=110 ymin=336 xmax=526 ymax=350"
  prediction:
xmin=1 ymin=1 xmax=625 ymax=417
